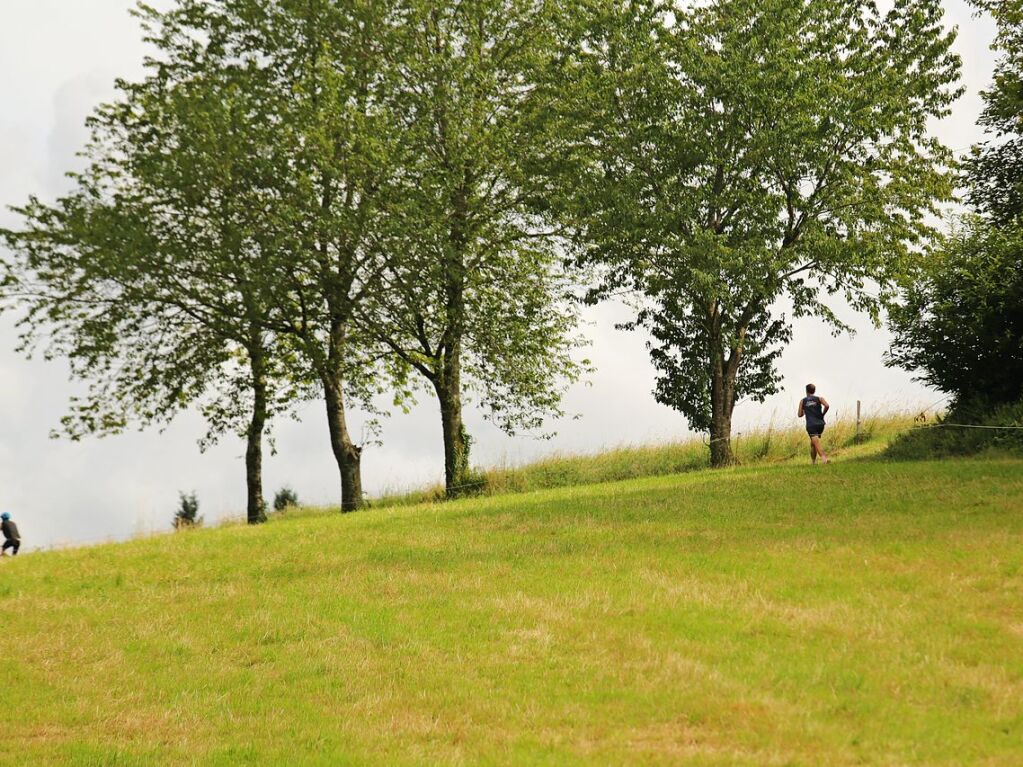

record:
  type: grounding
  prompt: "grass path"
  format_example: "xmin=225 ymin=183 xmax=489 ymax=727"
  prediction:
xmin=2 ymin=456 xmax=1022 ymax=765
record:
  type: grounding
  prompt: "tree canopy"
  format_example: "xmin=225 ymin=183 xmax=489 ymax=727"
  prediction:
xmin=367 ymin=0 xmax=587 ymax=494
xmin=551 ymin=0 xmax=961 ymax=464
xmin=1 ymin=19 xmax=304 ymax=523
xmin=1 ymin=0 xmax=589 ymax=513
xmin=968 ymin=0 xmax=1023 ymax=224
xmin=886 ymin=1 xmax=1023 ymax=412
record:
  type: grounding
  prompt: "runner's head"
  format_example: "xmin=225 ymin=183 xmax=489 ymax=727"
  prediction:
xmin=805 ymin=383 xmax=816 ymax=395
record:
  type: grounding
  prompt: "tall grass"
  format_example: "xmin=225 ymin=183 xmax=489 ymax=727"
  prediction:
xmin=372 ymin=412 xmax=920 ymax=508
xmin=887 ymin=398 xmax=1023 ymax=460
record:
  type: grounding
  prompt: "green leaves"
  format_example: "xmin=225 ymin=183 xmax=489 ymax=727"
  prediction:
xmin=366 ymin=0 xmax=588 ymax=484
xmin=1 ymin=0 xmax=317 ymax=522
xmin=886 ymin=217 xmax=1023 ymax=407
xmin=1 ymin=0 xmax=589 ymax=505
xmin=0 ymin=0 xmax=967 ymax=493
xmin=967 ymin=0 xmax=1023 ymax=224
xmin=890 ymin=3 xmax=1023 ymax=409
xmin=550 ymin=0 xmax=959 ymax=446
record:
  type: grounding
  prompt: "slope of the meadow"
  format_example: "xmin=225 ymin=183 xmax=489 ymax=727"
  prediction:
xmin=373 ymin=413 xmax=918 ymax=506
xmin=1 ymin=453 xmax=1021 ymax=765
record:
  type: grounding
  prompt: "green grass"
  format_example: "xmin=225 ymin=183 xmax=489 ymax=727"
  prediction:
xmin=1 ymin=443 xmax=1022 ymax=764
xmin=887 ymin=399 xmax=1023 ymax=460
xmin=373 ymin=413 xmax=918 ymax=506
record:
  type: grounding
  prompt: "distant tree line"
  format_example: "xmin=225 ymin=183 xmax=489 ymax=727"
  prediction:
xmin=1 ymin=0 xmax=962 ymax=520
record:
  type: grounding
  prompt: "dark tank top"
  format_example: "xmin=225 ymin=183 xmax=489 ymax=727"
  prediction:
xmin=803 ymin=396 xmax=825 ymax=429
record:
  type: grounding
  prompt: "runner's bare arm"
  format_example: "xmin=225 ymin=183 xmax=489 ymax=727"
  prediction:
xmin=820 ymin=397 xmax=830 ymax=415
xmin=797 ymin=399 xmax=804 ymax=417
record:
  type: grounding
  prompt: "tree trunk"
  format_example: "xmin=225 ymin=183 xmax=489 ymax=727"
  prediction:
xmin=708 ymin=320 xmax=747 ymax=467
xmin=709 ymin=360 xmax=735 ymax=467
xmin=436 ymin=178 xmax=472 ymax=498
xmin=322 ymin=369 xmax=363 ymax=512
xmin=704 ymin=301 xmax=749 ymax=468
xmin=245 ymin=342 xmax=268 ymax=525
xmin=435 ymin=369 xmax=470 ymax=496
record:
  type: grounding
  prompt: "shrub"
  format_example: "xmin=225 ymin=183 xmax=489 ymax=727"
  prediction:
xmin=173 ymin=491 xmax=203 ymax=529
xmin=273 ymin=486 xmax=299 ymax=512
xmin=886 ymin=219 xmax=1023 ymax=409
xmin=886 ymin=398 xmax=1023 ymax=460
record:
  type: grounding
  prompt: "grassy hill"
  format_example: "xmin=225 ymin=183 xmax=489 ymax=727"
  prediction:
xmin=2 ymin=428 xmax=1022 ymax=765
xmin=373 ymin=412 xmax=917 ymax=506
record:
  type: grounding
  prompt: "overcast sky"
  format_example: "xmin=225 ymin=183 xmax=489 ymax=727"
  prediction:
xmin=0 ymin=1 xmax=998 ymax=550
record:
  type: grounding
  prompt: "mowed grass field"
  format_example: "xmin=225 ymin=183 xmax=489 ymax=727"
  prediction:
xmin=1 ymin=449 xmax=1022 ymax=764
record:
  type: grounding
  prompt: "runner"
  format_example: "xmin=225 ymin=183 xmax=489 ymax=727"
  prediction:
xmin=798 ymin=384 xmax=830 ymax=465
xmin=1 ymin=513 xmax=20 ymax=556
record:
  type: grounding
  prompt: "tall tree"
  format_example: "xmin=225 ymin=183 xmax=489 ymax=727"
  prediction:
xmin=885 ymin=2 xmax=1023 ymax=410
xmin=1 ymin=34 xmax=300 ymax=523
xmin=968 ymin=0 xmax=1023 ymax=224
xmin=131 ymin=0 xmax=406 ymax=511
xmin=271 ymin=0 xmax=403 ymax=511
xmin=552 ymin=0 xmax=960 ymax=465
xmin=370 ymin=0 xmax=586 ymax=494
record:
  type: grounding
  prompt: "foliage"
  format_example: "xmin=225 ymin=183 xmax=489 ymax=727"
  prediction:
xmin=273 ymin=487 xmax=299 ymax=513
xmin=1 ymin=0 xmax=591 ymax=512
xmin=128 ymin=0 xmax=409 ymax=512
xmin=550 ymin=0 xmax=961 ymax=464
xmin=887 ymin=219 xmax=1023 ymax=407
xmin=367 ymin=0 xmax=588 ymax=494
xmin=967 ymin=0 xmax=1023 ymax=224
xmin=0 ymin=1 xmax=311 ymax=524
xmin=886 ymin=2 xmax=1023 ymax=458
xmin=173 ymin=491 xmax=202 ymax=529
xmin=0 ymin=0 xmax=433 ymax=515
xmin=886 ymin=397 xmax=1023 ymax=460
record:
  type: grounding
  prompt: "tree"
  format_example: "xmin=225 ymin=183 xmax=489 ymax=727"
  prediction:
xmin=886 ymin=3 xmax=1023 ymax=409
xmin=174 ymin=491 xmax=203 ymax=529
xmin=256 ymin=0 xmax=406 ymax=511
xmin=195 ymin=0 xmax=410 ymax=512
xmin=368 ymin=0 xmax=586 ymax=495
xmin=1 ymin=21 xmax=301 ymax=524
xmin=550 ymin=0 xmax=961 ymax=465
xmin=967 ymin=0 xmax=1023 ymax=224
xmin=105 ymin=0 xmax=404 ymax=512
xmin=886 ymin=218 xmax=1023 ymax=408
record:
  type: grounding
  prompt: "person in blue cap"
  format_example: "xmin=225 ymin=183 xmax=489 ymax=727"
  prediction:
xmin=1 ymin=513 xmax=20 ymax=556
xmin=798 ymin=383 xmax=830 ymax=465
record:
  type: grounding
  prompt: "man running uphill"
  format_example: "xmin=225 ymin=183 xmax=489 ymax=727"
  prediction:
xmin=1 ymin=512 xmax=20 ymax=556
xmin=798 ymin=384 xmax=830 ymax=465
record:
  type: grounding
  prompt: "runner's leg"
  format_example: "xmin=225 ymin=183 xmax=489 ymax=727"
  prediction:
xmin=811 ymin=436 xmax=828 ymax=464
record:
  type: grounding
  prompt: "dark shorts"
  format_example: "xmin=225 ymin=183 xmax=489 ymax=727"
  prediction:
xmin=2 ymin=539 xmax=19 ymax=555
xmin=807 ymin=425 xmax=825 ymax=438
